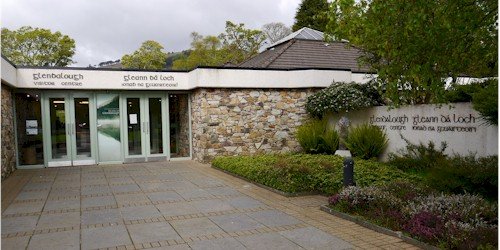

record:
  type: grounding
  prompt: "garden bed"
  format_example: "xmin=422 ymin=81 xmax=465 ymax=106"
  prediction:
xmin=328 ymin=183 xmax=498 ymax=249
xmin=320 ymin=205 xmax=439 ymax=250
xmin=211 ymin=154 xmax=420 ymax=195
xmin=213 ymin=167 xmax=319 ymax=197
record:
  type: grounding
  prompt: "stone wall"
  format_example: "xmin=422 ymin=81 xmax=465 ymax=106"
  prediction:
xmin=177 ymin=94 xmax=190 ymax=157
xmin=191 ymin=88 xmax=318 ymax=162
xmin=1 ymin=84 xmax=16 ymax=179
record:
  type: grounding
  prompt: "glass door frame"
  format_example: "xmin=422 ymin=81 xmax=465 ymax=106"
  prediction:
xmin=42 ymin=91 xmax=97 ymax=167
xmin=120 ymin=92 xmax=169 ymax=163
xmin=13 ymin=90 xmax=45 ymax=169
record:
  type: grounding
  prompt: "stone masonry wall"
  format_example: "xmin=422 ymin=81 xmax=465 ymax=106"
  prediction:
xmin=178 ymin=94 xmax=190 ymax=157
xmin=191 ymin=88 xmax=318 ymax=162
xmin=1 ymin=84 xmax=16 ymax=179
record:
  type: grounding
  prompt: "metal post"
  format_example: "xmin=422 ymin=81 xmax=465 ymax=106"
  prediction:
xmin=343 ymin=157 xmax=355 ymax=187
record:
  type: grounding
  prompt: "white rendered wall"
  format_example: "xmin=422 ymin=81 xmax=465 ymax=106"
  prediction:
xmin=1 ymin=57 xmax=17 ymax=86
xmin=329 ymin=103 xmax=498 ymax=159
xmin=189 ymin=68 xmax=352 ymax=89
xmin=12 ymin=67 xmax=356 ymax=90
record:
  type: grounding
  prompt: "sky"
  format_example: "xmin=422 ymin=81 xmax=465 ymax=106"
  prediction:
xmin=1 ymin=0 xmax=301 ymax=67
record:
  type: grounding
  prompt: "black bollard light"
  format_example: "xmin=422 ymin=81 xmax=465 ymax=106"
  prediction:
xmin=343 ymin=157 xmax=355 ymax=187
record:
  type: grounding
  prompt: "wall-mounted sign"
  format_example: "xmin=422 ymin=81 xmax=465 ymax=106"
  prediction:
xmin=16 ymin=68 xmax=189 ymax=90
xmin=26 ymin=120 xmax=38 ymax=135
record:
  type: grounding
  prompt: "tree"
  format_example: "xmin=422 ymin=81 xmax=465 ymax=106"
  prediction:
xmin=218 ymin=21 xmax=266 ymax=64
xmin=262 ymin=22 xmax=292 ymax=44
xmin=292 ymin=0 xmax=330 ymax=31
xmin=172 ymin=33 xmax=227 ymax=70
xmin=173 ymin=21 xmax=265 ymax=70
xmin=121 ymin=40 xmax=168 ymax=70
xmin=1 ymin=26 xmax=76 ymax=66
xmin=327 ymin=0 xmax=498 ymax=106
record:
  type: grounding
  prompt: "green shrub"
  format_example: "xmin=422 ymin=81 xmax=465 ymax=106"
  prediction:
xmin=322 ymin=126 xmax=340 ymax=154
xmin=296 ymin=119 xmax=323 ymax=154
xmin=472 ymin=80 xmax=498 ymax=125
xmin=445 ymin=81 xmax=485 ymax=102
xmin=296 ymin=119 xmax=339 ymax=154
xmin=426 ymin=155 xmax=498 ymax=200
xmin=445 ymin=79 xmax=498 ymax=125
xmin=212 ymin=154 xmax=419 ymax=195
xmin=388 ymin=137 xmax=448 ymax=171
xmin=345 ymin=123 xmax=388 ymax=159
xmin=306 ymin=82 xmax=382 ymax=118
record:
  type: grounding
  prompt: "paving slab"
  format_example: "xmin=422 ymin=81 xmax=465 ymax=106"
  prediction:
xmin=155 ymin=201 xmax=200 ymax=217
xmin=120 ymin=205 xmax=162 ymax=221
xmin=209 ymin=213 xmax=265 ymax=232
xmin=81 ymin=225 xmax=132 ymax=250
xmin=127 ymin=221 xmax=181 ymax=244
xmin=189 ymin=199 xmax=235 ymax=213
xmin=225 ymin=196 xmax=265 ymax=209
xmin=81 ymin=178 xmax=108 ymax=186
xmin=115 ymin=193 xmax=150 ymax=205
xmin=205 ymin=186 xmax=244 ymax=196
xmin=81 ymin=185 xmax=111 ymax=195
xmin=81 ymin=208 xmax=122 ymax=225
xmin=189 ymin=238 xmax=246 ymax=250
xmin=237 ymin=232 xmax=304 ymax=250
xmin=36 ymin=211 xmax=80 ymax=229
xmin=48 ymin=188 xmax=80 ymax=199
xmin=14 ymin=190 xmax=50 ymax=201
xmin=3 ymin=201 xmax=45 ymax=215
xmin=21 ymin=181 xmax=53 ymax=191
xmin=1 ymin=216 xmax=39 ymax=234
xmin=158 ymin=245 xmax=192 ymax=250
xmin=81 ymin=195 xmax=116 ymax=208
xmin=111 ymin=183 xmax=141 ymax=193
xmin=246 ymin=210 xmax=302 ymax=227
xmin=1 ymin=236 xmax=31 ymax=250
xmin=43 ymin=198 xmax=80 ymax=211
xmin=170 ymin=217 xmax=224 ymax=238
xmin=147 ymin=191 xmax=184 ymax=202
xmin=27 ymin=230 xmax=80 ymax=250
xmin=1 ymin=161 xmax=419 ymax=250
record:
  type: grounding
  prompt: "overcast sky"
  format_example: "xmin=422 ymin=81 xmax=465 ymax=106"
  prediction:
xmin=1 ymin=0 xmax=301 ymax=67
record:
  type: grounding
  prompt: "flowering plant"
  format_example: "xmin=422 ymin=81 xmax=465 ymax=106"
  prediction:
xmin=306 ymin=81 xmax=382 ymax=118
xmin=328 ymin=183 xmax=498 ymax=248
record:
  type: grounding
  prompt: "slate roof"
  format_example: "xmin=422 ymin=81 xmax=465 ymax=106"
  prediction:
xmin=239 ymin=28 xmax=371 ymax=72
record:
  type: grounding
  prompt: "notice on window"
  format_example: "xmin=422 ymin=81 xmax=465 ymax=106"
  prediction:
xmin=129 ymin=114 xmax=138 ymax=124
xmin=26 ymin=120 xmax=38 ymax=135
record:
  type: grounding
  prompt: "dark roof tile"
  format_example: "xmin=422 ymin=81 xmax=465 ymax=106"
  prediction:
xmin=239 ymin=39 xmax=371 ymax=72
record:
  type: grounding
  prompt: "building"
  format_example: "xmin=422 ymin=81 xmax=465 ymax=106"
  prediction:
xmin=239 ymin=27 xmax=370 ymax=72
xmin=0 ymin=29 xmax=374 ymax=178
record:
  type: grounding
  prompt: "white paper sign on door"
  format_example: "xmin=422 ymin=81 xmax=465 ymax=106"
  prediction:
xmin=129 ymin=114 xmax=138 ymax=124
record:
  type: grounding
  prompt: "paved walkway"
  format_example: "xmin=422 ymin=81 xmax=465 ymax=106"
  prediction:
xmin=1 ymin=161 xmax=418 ymax=250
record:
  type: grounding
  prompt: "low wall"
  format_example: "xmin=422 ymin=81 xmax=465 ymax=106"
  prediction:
xmin=329 ymin=103 xmax=498 ymax=159
xmin=191 ymin=88 xmax=317 ymax=162
xmin=1 ymin=84 xmax=16 ymax=179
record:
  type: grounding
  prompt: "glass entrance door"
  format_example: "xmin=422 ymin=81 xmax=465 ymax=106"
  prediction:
xmin=44 ymin=93 xmax=96 ymax=167
xmin=123 ymin=94 xmax=167 ymax=162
